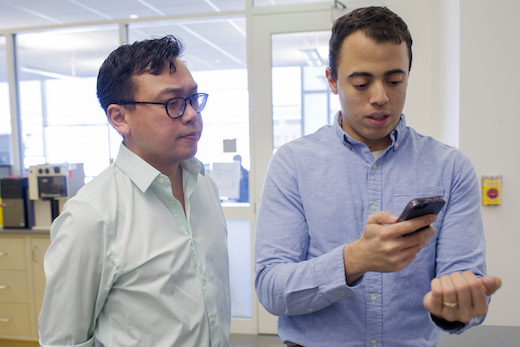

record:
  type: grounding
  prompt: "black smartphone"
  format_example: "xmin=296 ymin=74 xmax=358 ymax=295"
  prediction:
xmin=398 ymin=196 xmax=446 ymax=234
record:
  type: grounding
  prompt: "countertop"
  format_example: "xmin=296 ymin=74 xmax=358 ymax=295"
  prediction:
xmin=0 ymin=227 xmax=50 ymax=235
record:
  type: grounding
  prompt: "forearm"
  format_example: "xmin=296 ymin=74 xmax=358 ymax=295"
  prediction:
xmin=255 ymin=245 xmax=352 ymax=316
xmin=342 ymin=242 xmax=366 ymax=285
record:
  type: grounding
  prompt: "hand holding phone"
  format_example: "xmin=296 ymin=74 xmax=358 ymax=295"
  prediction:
xmin=398 ymin=196 xmax=446 ymax=234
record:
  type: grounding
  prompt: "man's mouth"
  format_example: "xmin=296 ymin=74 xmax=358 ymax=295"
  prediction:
xmin=367 ymin=113 xmax=389 ymax=120
xmin=180 ymin=131 xmax=199 ymax=140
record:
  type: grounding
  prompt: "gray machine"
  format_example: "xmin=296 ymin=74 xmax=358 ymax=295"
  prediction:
xmin=28 ymin=163 xmax=85 ymax=230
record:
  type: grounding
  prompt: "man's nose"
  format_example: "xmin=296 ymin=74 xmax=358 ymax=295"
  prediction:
xmin=370 ymin=82 xmax=389 ymax=105
xmin=180 ymin=102 xmax=199 ymax=123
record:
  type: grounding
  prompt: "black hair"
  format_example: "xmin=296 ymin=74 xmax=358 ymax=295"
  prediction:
xmin=96 ymin=35 xmax=184 ymax=112
xmin=328 ymin=6 xmax=412 ymax=80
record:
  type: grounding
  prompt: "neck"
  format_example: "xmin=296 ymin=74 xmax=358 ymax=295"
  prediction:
xmin=169 ymin=164 xmax=186 ymax=213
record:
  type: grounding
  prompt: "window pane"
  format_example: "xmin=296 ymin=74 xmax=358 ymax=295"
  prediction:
xmin=45 ymin=125 xmax=111 ymax=177
xmin=129 ymin=18 xmax=251 ymax=321
xmin=15 ymin=25 xmax=120 ymax=179
xmin=272 ymin=66 xmax=301 ymax=149
xmin=128 ymin=17 xmax=249 ymax=203
xmin=227 ymin=220 xmax=252 ymax=318
xmin=272 ymin=31 xmax=338 ymax=150
xmin=0 ymin=35 xmax=11 ymax=166
xmin=303 ymin=93 xmax=328 ymax=134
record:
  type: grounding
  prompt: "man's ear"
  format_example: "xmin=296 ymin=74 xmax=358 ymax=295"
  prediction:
xmin=107 ymin=104 xmax=130 ymax=136
xmin=325 ymin=68 xmax=338 ymax=94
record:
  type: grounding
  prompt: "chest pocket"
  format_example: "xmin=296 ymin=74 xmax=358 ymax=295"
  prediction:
xmin=391 ymin=186 xmax=444 ymax=214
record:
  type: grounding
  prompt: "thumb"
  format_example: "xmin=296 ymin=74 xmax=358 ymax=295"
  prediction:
xmin=481 ymin=276 xmax=502 ymax=296
xmin=366 ymin=211 xmax=399 ymax=225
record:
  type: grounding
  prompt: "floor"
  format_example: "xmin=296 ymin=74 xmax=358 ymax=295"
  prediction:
xmin=0 ymin=334 xmax=285 ymax=347
xmin=4 ymin=326 xmax=519 ymax=346
xmin=230 ymin=334 xmax=285 ymax=347
xmin=230 ymin=326 xmax=520 ymax=347
xmin=0 ymin=335 xmax=285 ymax=347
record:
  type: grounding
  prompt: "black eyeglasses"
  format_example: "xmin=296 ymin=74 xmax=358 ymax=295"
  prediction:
xmin=117 ymin=93 xmax=208 ymax=119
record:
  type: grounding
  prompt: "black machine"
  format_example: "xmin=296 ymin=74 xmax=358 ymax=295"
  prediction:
xmin=0 ymin=177 xmax=34 ymax=229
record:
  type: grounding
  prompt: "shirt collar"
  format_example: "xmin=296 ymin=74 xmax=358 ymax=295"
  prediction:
xmin=115 ymin=143 xmax=205 ymax=193
xmin=332 ymin=111 xmax=407 ymax=151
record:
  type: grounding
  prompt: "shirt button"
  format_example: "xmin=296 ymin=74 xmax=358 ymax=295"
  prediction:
xmin=371 ymin=294 xmax=377 ymax=301
xmin=370 ymin=338 xmax=377 ymax=346
xmin=211 ymin=317 xmax=215 ymax=323
xmin=170 ymin=200 xmax=176 ymax=204
xmin=307 ymin=308 xmax=313 ymax=312
xmin=158 ymin=177 xmax=165 ymax=184
xmin=202 ymin=275 xmax=207 ymax=282
xmin=372 ymin=163 xmax=377 ymax=170
xmin=338 ymin=292 xmax=345 ymax=297
xmin=370 ymin=205 xmax=377 ymax=211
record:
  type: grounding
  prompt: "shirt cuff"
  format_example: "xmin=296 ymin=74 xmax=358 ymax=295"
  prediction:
xmin=314 ymin=245 xmax=355 ymax=302
xmin=431 ymin=314 xmax=466 ymax=331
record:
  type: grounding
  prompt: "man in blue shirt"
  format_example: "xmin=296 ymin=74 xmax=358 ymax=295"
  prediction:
xmin=39 ymin=36 xmax=230 ymax=346
xmin=255 ymin=7 xmax=502 ymax=347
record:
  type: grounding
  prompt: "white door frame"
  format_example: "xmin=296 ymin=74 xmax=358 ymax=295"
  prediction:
xmin=248 ymin=6 xmax=333 ymax=335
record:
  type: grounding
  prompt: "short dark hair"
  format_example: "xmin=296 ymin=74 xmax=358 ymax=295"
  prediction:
xmin=328 ymin=6 xmax=412 ymax=80
xmin=96 ymin=35 xmax=184 ymax=112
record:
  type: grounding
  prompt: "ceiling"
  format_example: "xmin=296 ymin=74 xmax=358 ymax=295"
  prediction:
xmin=0 ymin=0 xmax=336 ymax=82
xmin=0 ymin=0 xmax=246 ymax=30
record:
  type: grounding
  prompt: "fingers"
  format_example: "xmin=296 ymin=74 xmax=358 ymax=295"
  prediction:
xmin=451 ymin=272 xmax=487 ymax=322
xmin=366 ymin=211 xmax=399 ymax=225
xmin=398 ymin=214 xmax=438 ymax=237
xmin=424 ymin=272 xmax=492 ymax=324
xmin=463 ymin=272 xmax=488 ymax=318
xmin=481 ymin=276 xmax=503 ymax=295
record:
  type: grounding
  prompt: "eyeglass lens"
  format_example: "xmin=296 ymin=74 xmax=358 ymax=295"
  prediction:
xmin=167 ymin=94 xmax=206 ymax=118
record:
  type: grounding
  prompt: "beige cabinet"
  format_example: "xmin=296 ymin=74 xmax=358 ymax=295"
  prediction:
xmin=0 ymin=232 xmax=50 ymax=342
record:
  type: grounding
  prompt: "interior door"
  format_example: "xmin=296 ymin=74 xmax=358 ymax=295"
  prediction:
xmin=249 ymin=7 xmax=334 ymax=334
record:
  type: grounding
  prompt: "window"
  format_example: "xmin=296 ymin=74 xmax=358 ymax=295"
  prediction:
xmin=129 ymin=17 xmax=250 ymax=203
xmin=15 ymin=26 xmax=120 ymax=180
xmin=0 ymin=35 xmax=11 ymax=166
xmin=128 ymin=17 xmax=252 ymax=320
xmin=271 ymin=31 xmax=339 ymax=150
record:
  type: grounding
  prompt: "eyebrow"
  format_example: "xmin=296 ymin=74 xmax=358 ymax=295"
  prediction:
xmin=348 ymin=69 xmax=406 ymax=79
xmin=156 ymin=85 xmax=198 ymax=98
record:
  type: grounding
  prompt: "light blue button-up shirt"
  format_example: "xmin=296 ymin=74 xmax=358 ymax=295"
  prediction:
xmin=39 ymin=144 xmax=230 ymax=347
xmin=255 ymin=113 xmax=487 ymax=347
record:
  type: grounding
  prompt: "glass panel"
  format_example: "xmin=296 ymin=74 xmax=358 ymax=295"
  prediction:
xmin=15 ymin=25 xmax=121 ymax=180
xmin=272 ymin=31 xmax=340 ymax=151
xmin=128 ymin=17 xmax=249 ymax=203
xmin=227 ymin=220 xmax=252 ymax=318
xmin=254 ymin=0 xmax=330 ymax=6
xmin=0 ymin=35 xmax=11 ymax=167
xmin=303 ymin=92 xmax=328 ymax=134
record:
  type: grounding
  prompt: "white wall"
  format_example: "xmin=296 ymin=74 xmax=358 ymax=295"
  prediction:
xmin=459 ymin=0 xmax=520 ymax=327
xmin=386 ymin=0 xmax=435 ymax=136
xmin=388 ymin=0 xmax=519 ymax=327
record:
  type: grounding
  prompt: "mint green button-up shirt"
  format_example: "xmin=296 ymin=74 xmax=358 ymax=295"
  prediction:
xmin=39 ymin=144 xmax=230 ymax=347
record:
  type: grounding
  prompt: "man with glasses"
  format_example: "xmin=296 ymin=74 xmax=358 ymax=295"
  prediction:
xmin=38 ymin=35 xmax=230 ymax=347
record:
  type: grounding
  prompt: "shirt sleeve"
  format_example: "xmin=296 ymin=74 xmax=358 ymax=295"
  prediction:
xmin=38 ymin=200 xmax=116 ymax=346
xmin=433 ymin=153 xmax=488 ymax=333
xmin=254 ymin=146 xmax=353 ymax=316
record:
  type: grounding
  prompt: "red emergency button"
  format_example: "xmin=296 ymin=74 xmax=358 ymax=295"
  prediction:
xmin=486 ymin=188 xmax=499 ymax=200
